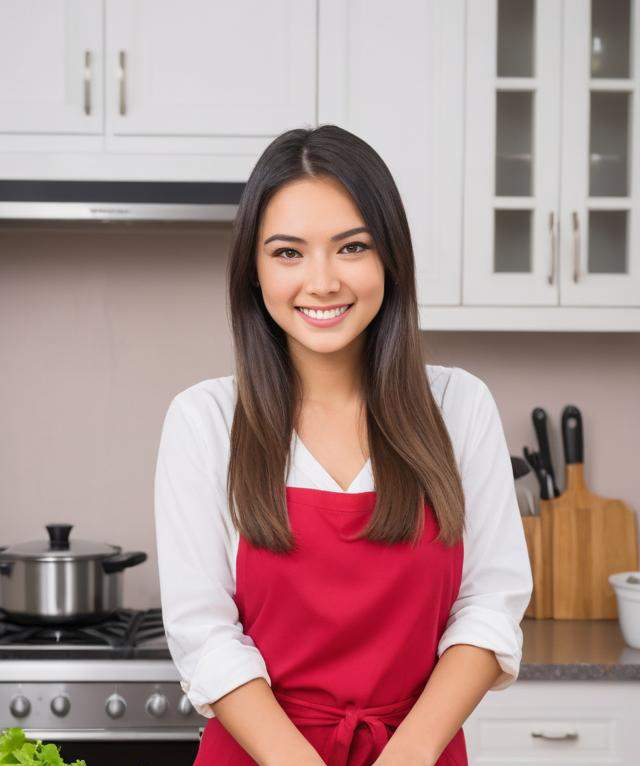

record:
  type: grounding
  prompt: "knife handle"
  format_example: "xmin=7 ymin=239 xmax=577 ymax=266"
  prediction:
xmin=532 ymin=407 xmax=560 ymax=496
xmin=562 ymin=405 xmax=584 ymax=465
xmin=533 ymin=408 xmax=553 ymax=472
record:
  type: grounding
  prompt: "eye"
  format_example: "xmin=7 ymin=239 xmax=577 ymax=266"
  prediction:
xmin=340 ymin=241 xmax=370 ymax=254
xmin=273 ymin=247 xmax=302 ymax=260
xmin=272 ymin=241 xmax=371 ymax=260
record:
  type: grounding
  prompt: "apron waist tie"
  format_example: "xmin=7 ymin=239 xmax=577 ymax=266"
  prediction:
xmin=273 ymin=689 xmax=422 ymax=766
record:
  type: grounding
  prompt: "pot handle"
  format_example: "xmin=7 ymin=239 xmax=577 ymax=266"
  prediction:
xmin=102 ymin=551 xmax=147 ymax=574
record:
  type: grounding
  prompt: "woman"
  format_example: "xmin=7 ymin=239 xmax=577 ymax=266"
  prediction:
xmin=154 ymin=125 xmax=533 ymax=766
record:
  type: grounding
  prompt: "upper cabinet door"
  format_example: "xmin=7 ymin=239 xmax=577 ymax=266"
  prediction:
xmin=318 ymin=0 xmax=465 ymax=307
xmin=463 ymin=0 xmax=562 ymax=306
xmin=560 ymin=0 xmax=640 ymax=306
xmin=0 ymin=0 xmax=103 ymax=134
xmin=105 ymin=0 xmax=316 ymax=138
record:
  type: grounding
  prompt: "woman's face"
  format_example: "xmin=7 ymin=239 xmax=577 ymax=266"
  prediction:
xmin=255 ymin=175 xmax=385 ymax=356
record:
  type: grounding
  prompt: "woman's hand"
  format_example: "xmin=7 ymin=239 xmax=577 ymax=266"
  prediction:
xmin=370 ymin=740 xmax=435 ymax=766
xmin=268 ymin=755 xmax=326 ymax=766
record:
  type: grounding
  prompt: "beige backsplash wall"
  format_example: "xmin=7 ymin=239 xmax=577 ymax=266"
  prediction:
xmin=2 ymin=222 xmax=639 ymax=608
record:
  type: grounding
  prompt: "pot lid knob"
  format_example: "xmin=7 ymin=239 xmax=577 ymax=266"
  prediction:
xmin=46 ymin=524 xmax=73 ymax=550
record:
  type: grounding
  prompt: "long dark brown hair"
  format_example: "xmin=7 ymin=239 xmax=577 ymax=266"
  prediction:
xmin=226 ymin=124 xmax=465 ymax=552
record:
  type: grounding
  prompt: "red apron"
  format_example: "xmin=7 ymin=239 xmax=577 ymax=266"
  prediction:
xmin=194 ymin=486 xmax=467 ymax=766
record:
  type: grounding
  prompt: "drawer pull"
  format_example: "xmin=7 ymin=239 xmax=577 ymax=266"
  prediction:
xmin=531 ymin=729 xmax=579 ymax=741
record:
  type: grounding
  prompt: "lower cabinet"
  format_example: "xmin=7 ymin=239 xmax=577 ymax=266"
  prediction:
xmin=463 ymin=680 xmax=638 ymax=765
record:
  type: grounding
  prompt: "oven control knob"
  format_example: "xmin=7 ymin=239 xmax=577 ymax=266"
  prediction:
xmin=10 ymin=694 xmax=31 ymax=719
xmin=51 ymin=694 xmax=71 ymax=717
xmin=105 ymin=693 xmax=127 ymax=719
xmin=178 ymin=694 xmax=193 ymax=716
xmin=145 ymin=692 xmax=168 ymax=718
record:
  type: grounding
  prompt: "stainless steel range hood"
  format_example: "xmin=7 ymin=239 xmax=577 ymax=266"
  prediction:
xmin=0 ymin=179 xmax=244 ymax=222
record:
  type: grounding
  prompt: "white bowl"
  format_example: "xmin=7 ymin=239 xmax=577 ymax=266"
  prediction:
xmin=609 ymin=571 xmax=640 ymax=649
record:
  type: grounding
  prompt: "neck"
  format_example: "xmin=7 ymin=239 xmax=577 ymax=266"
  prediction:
xmin=287 ymin=334 xmax=365 ymax=409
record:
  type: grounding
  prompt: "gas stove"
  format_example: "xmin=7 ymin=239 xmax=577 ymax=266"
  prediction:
xmin=0 ymin=607 xmax=202 ymax=765
xmin=0 ymin=606 xmax=178 ymax=681
xmin=0 ymin=607 xmax=170 ymax=659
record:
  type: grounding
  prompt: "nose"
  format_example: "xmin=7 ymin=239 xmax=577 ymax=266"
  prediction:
xmin=304 ymin=255 xmax=341 ymax=295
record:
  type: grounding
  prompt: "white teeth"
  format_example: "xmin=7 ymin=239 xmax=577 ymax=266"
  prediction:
xmin=298 ymin=305 xmax=350 ymax=320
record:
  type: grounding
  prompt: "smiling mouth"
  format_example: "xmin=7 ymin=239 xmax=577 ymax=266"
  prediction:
xmin=295 ymin=303 xmax=353 ymax=317
xmin=293 ymin=304 xmax=356 ymax=328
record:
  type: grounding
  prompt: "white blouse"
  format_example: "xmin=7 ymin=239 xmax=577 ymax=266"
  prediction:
xmin=153 ymin=364 xmax=533 ymax=719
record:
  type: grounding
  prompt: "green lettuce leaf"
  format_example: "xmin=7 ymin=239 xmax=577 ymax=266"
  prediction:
xmin=0 ymin=729 xmax=87 ymax=766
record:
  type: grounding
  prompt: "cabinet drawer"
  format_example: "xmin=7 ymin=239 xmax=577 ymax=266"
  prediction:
xmin=473 ymin=716 xmax=619 ymax=759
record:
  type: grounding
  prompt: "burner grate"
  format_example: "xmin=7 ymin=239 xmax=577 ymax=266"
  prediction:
xmin=0 ymin=607 xmax=165 ymax=647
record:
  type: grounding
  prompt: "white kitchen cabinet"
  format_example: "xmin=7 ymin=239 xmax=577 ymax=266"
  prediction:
xmin=560 ymin=0 xmax=640 ymax=307
xmin=0 ymin=0 xmax=316 ymax=180
xmin=318 ymin=0 xmax=466 ymax=307
xmin=320 ymin=0 xmax=639 ymax=329
xmin=105 ymin=0 xmax=316 ymax=143
xmin=463 ymin=680 xmax=639 ymax=765
xmin=463 ymin=0 xmax=562 ymax=307
xmin=0 ymin=0 xmax=103 ymax=136
xmin=463 ymin=0 xmax=640 ymax=310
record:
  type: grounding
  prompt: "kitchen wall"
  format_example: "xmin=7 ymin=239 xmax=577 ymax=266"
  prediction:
xmin=2 ymin=221 xmax=639 ymax=608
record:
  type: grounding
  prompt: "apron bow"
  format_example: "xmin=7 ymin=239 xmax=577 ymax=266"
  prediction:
xmin=274 ymin=689 xmax=421 ymax=766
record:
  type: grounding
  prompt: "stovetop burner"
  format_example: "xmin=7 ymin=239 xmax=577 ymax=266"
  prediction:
xmin=0 ymin=607 xmax=170 ymax=660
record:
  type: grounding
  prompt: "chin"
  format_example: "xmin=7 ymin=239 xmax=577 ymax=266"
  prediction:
xmin=305 ymin=332 xmax=364 ymax=353
xmin=287 ymin=332 xmax=352 ymax=354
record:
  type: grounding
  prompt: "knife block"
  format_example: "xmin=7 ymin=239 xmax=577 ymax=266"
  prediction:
xmin=522 ymin=504 xmax=554 ymax=619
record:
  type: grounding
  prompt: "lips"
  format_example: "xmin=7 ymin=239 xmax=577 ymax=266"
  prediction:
xmin=295 ymin=303 xmax=354 ymax=327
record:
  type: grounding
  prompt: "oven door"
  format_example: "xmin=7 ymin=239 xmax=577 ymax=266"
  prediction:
xmin=23 ymin=728 xmax=202 ymax=766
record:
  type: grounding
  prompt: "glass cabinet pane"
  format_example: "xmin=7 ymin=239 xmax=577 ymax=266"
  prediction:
xmin=497 ymin=0 xmax=534 ymax=77
xmin=496 ymin=91 xmax=534 ymax=196
xmin=588 ymin=210 xmax=628 ymax=273
xmin=589 ymin=91 xmax=630 ymax=196
xmin=591 ymin=0 xmax=631 ymax=78
xmin=494 ymin=209 xmax=532 ymax=272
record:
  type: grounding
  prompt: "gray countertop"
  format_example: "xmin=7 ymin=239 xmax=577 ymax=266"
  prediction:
xmin=519 ymin=617 xmax=640 ymax=680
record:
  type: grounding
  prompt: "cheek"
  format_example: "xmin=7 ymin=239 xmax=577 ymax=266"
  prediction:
xmin=259 ymin=268 xmax=299 ymax=313
xmin=353 ymin=261 xmax=385 ymax=304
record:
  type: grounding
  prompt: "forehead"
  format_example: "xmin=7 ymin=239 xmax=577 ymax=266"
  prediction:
xmin=259 ymin=176 xmax=364 ymax=237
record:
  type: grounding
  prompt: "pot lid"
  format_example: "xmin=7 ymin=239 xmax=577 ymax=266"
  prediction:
xmin=0 ymin=524 xmax=120 ymax=561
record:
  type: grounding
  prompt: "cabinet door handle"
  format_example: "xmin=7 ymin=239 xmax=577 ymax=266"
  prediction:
xmin=531 ymin=729 xmax=579 ymax=741
xmin=118 ymin=50 xmax=127 ymax=116
xmin=83 ymin=50 xmax=92 ymax=116
xmin=548 ymin=211 xmax=557 ymax=285
xmin=572 ymin=210 xmax=581 ymax=283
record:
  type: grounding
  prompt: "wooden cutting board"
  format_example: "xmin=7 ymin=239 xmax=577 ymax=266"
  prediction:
xmin=551 ymin=407 xmax=638 ymax=619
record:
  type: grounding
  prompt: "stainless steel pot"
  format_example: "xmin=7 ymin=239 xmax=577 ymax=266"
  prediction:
xmin=0 ymin=523 xmax=147 ymax=625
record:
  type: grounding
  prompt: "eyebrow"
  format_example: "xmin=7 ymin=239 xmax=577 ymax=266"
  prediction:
xmin=263 ymin=226 xmax=371 ymax=246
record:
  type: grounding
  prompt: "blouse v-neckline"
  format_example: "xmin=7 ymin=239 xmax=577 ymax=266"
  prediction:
xmin=292 ymin=430 xmax=372 ymax=494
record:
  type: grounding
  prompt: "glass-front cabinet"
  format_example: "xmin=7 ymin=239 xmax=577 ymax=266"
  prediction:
xmin=463 ymin=0 xmax=639 ymax=307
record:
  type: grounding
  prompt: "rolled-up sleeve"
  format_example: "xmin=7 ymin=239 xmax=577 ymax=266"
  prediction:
xmin=154 ymin=395 xmax=271 ymax=718
xmin=436 ymin=372 xmax=533 ymax=691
